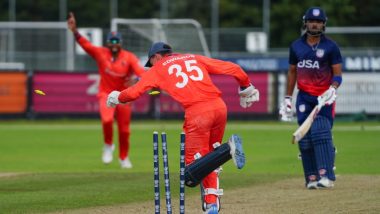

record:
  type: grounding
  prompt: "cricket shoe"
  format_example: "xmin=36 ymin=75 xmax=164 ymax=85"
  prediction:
xmin=102 ymin=144 xmax=114 ymax=164
xmin=228 ymin=134 xmax=245 ymax=169
xmin=120 ymin=157 xmax=133 ymax=169
xmin=204 ymin=203 xmax=218 ymax=214
xmin=317 ymin=176 xmax=334 ymax=188
xmin=306 ymin=181 xmax=319 ymax=190
xmin=200 ymin=185 xmax=222 ymax=212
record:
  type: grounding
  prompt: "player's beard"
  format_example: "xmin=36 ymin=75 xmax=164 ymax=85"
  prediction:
xmin=306 ymin=24 xmax=324 ymax=36
xmin=107 ymin=43 xmax=121 ymax=54
xmin=111 ymin=46 xmax=120 ymax=53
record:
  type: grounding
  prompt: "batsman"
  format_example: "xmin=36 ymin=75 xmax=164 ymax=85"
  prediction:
xmin=279 ymin=7 xmax=343 ymax=189
xmin=107 ymin=42 xmax=259 ymax=213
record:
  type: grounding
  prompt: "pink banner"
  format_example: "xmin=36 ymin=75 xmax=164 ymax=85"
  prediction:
xmin=159 ymin=73 xmax=270 ymax=114
xmin=33 ymin=72 xmax=150 ymax=113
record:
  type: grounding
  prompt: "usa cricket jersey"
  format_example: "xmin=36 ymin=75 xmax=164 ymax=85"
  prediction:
xmin=289 ymin=34 xmax=342 ymax=96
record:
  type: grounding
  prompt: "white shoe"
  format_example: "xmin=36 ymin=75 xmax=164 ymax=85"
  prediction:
xmin=120 ymin=157 xmax=133 ymax=169
xmin=306 ymin=181 xmax=318 ymax=189
xmin=228 ymin=135 xmax=245 ymax=169
xmin=317 ymin=176 xmax=334 ymax=188
xmin=102 ymin=144 xmax=114 ymax=164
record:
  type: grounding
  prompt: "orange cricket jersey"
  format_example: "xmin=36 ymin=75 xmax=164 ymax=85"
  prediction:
xmin=77 ymin=36 xmax=145 ymax=95
xmin=119 ymin=53 xmax=250 ymax=110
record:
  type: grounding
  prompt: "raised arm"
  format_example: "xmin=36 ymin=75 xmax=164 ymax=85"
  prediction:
xmin=67 ymin=12 xmax=78 ymax=34
xmin=67 ymin=12 xmax=100 ymax=58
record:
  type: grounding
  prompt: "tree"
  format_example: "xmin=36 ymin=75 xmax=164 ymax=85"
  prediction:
xmin=1 ymin=0 xmax=380 ymax=48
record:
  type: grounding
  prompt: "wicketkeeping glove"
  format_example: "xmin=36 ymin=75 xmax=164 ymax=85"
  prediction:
xmin=238 ymin=84 xmax=260 ymax=108
xmin=279 ymin=96 xmax=293 ymax=122
xmin=107 ymin=91 xmax=121 ymax=108
xmin=318 ymin=86 xmax=337 ymax=106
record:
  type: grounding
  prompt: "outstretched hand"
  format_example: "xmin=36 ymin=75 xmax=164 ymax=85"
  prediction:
xmin=67 ymin=12 xmax=77 ymax=33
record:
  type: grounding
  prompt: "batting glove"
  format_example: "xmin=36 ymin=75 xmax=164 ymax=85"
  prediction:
xmin=318 ymin=86 xmax=337 ymax=106
xmin=279 ymin=96 xmax=293 ymax=122
xmin=238 ymin=84 xmax=260 ymax=108
xmin=107 ymin=91 xmax=121 ymax=108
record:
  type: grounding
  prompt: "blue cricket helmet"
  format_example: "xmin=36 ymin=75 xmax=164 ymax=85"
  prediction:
xmin=303 ymin=7 xmax=327 ymax=23
xmin=106 ymin=32 xmax=122 ymax=43
xmin=144 ymin=42 xmax=172 ymax=67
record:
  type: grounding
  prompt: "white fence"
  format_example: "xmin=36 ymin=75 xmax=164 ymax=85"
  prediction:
xmin=111 ymin=18 xmax=210 ymax=58
xmin=0 ymin=22 xmax=75 ymax=71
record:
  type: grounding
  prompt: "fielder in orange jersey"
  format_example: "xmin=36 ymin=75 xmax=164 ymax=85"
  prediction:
xmin=67 ymin=12 xmax=145 ymax=169
xmin=107 ymin=42 xmax=259 ymax=213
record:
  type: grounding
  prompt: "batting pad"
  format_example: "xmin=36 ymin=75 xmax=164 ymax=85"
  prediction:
xmin=185 ymin=143 xmax=231 ymax=187
xmin=311 ymin=116 xmax=335 ymax=180
xmin=310 ymin=116 xmax=332 ymax=141
xmin=313 ymin=140 xmax=336 ymax=181
xmin=299 ymin=132 xmax=318 ymax=184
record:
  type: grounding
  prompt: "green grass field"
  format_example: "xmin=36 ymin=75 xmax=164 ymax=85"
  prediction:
xmin=0 ymin=119 xmax=379 ymax=213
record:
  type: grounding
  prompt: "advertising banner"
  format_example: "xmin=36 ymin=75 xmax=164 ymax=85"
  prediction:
xmin=0 ymin=72 xmax=28 ymax=113
xmin=335 ymin=73 xmax=380 ymax=114
xmin=33 ymin=72 xmax=150 ymax=114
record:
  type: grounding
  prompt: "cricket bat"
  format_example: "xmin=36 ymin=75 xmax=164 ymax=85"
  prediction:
xmin=292 ymin=97 xmax=327 ymax=144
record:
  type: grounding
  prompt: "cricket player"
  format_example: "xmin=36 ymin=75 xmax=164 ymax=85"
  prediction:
xmin=107 ymin=42 xmax=259 ymax=213
xmin=279 ymin=7 xmax=343 ymax=189
xmin=67 ymin=12 xmax=145 ymax=168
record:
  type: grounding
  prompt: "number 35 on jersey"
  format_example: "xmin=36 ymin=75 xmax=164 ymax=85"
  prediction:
xmin=168 ymin=60 xmax=204 ymax=88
